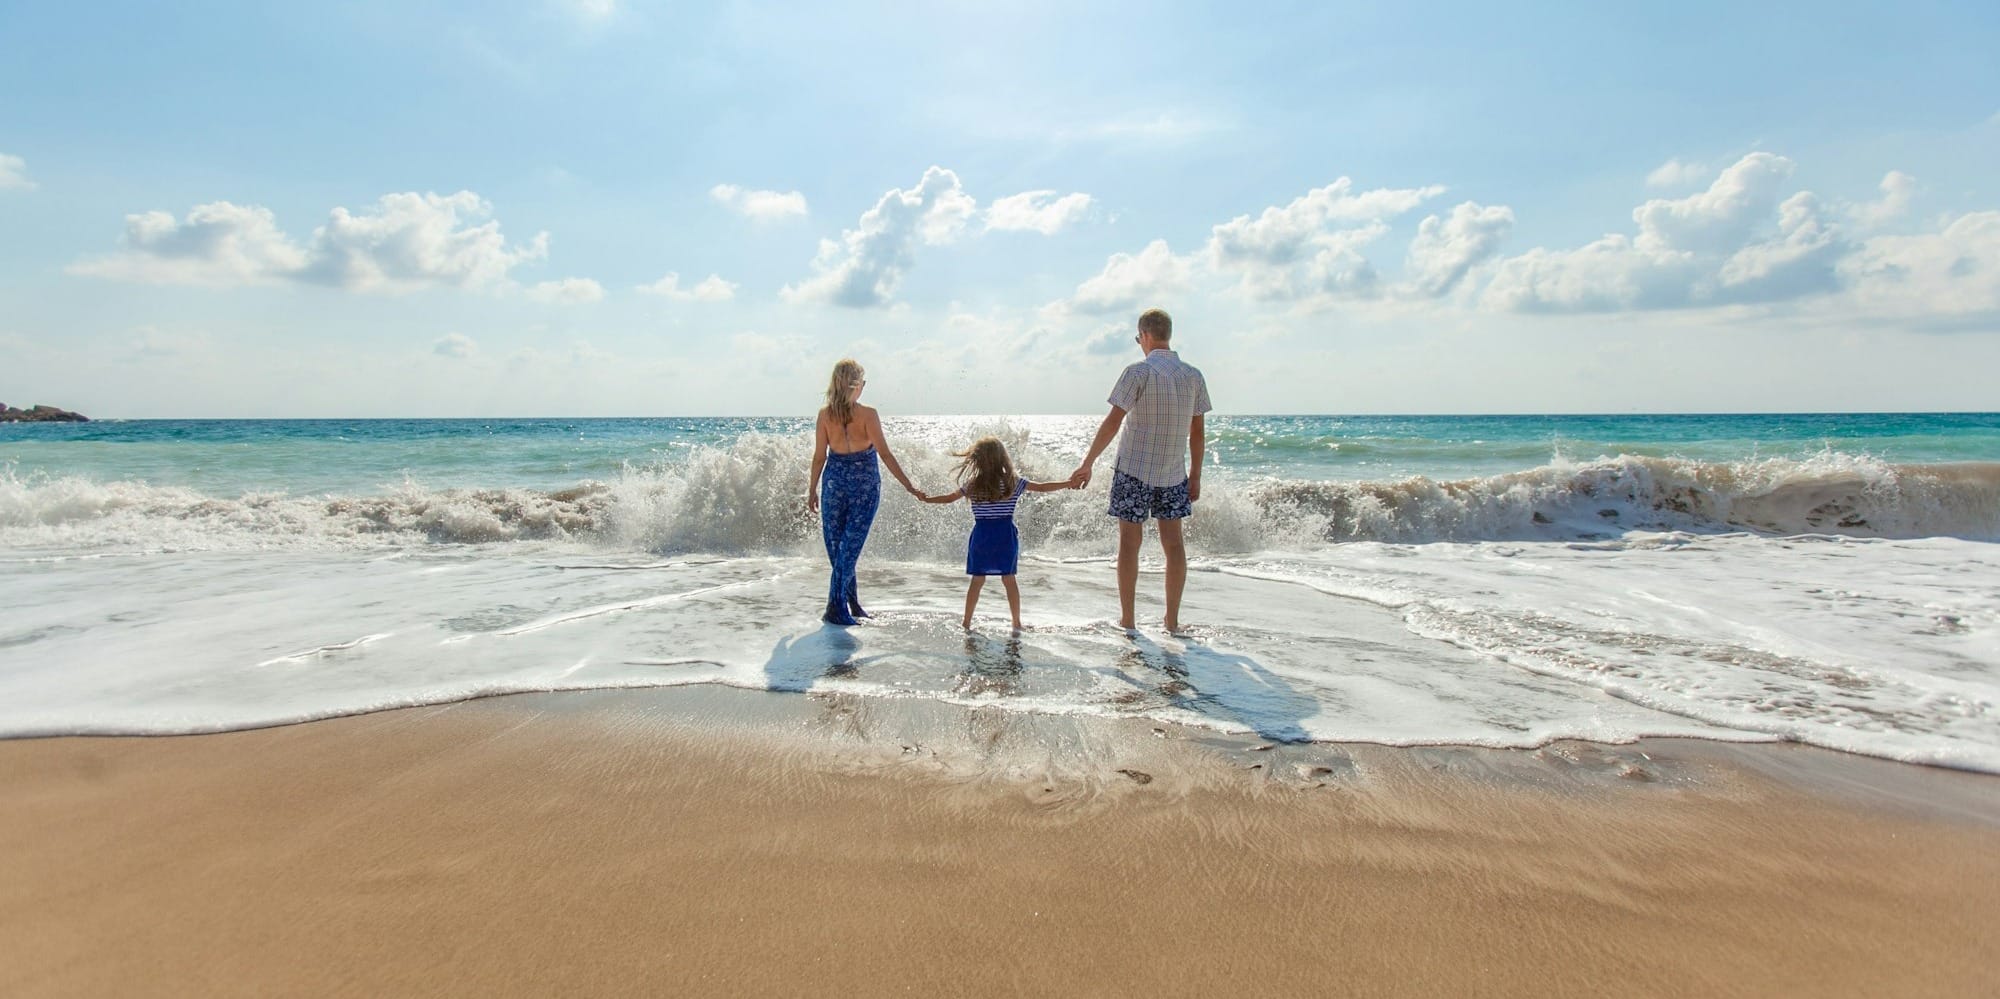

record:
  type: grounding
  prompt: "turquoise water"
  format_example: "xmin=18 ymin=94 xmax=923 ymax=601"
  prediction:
xmin=5 ymin=413 xmax=1997 ymax=496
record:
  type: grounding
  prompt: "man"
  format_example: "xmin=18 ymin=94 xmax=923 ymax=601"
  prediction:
xmin=1069 ymin=308 xmax=1211 ymax=634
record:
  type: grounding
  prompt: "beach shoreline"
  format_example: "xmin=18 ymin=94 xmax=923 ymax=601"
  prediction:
xmin=3 ymin=686 xmax=1995 ymax=997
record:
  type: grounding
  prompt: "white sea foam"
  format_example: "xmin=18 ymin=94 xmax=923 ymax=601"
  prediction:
xmin=4 ymin=440 xmax=1996 ymax=555
xmin=1 ymin=533 xmax=1994 ymax=772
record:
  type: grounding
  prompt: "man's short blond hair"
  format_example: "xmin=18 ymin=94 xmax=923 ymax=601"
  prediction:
xmin=1137 ymin=308 xmax=1172 ymax=341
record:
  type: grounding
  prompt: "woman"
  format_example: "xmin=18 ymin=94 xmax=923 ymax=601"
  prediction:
xmin=806 ymin=359 xmax=920 ymax=626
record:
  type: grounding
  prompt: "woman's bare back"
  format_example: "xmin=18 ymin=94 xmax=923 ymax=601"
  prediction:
xmin=821 ymin=405 xmax=876 ymax=455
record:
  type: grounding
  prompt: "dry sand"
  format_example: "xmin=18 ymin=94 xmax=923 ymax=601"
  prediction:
xmin=2 ymin=687 xmax=1996 ymax=998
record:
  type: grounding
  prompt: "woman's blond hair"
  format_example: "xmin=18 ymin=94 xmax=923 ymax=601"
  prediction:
xmin=952 ymin=437 xmax=1017 ymax=503
xmin=823 ymin=359 xmax=864 ymax=427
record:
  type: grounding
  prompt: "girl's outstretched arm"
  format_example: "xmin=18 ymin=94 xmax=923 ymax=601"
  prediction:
xmin=919 ymin=490 xmax=963 ymax=504
xmin=1023 ymin=479 xmax=1071 ymax=493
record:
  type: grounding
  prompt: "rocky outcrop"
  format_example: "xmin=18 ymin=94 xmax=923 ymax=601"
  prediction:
xmin=0 ymin=403 xmax=89 ymax=422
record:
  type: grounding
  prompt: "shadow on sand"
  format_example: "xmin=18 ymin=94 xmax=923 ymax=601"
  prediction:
xmin=756 ymin=617 xmax=1317 ymax=748
xmin=761 ymin=624 xmax=885 ymax=692
xmin=1103 ymin=633 xmax=1317 ymax=744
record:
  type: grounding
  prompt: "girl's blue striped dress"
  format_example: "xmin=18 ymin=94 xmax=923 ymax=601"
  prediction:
xmin=964 ymin=477 xmax=1026 ymax=576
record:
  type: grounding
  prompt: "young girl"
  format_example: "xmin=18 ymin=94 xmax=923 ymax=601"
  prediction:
xmin=921 ymin=437 xmax=1072 ymax=631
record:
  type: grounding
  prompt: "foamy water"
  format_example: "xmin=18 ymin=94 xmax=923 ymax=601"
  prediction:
xmin=2 ymin=415 xmax=1996 ymax=772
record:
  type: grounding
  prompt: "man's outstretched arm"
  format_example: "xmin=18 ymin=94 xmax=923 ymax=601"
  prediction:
xmin=1070 ymin=406 xmax=1125 ymax=488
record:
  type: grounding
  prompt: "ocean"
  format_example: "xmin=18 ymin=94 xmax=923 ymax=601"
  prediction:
xmin=3 ymin=413 xmax=1997 ymax=772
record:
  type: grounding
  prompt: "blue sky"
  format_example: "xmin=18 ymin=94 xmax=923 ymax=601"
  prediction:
xmin=3 ymin=1 xmax=1998 ymax=416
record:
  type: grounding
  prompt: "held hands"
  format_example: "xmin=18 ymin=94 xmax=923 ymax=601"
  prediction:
xmin=903 ymin=480 xmax=951 ymax=504
xmin=1068 ymin=465 xmax=1092 ymax=490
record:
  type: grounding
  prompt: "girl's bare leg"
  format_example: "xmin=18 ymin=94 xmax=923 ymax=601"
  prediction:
xmin=1001 ymin=575 xmax=1022 ymax=631
xmin=962 ymin=576 xmax=985 ymax=630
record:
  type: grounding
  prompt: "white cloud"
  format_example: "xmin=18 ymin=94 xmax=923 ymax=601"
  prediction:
xmin=1402 ymin=201 xmax=1515 ymax=298
xmin=1849 ymin=170 xmax=1916 ymax=228
xmin=68 ymin=202 xmax=309 ymax=286
xmin=0 ymin=153 xmax=33 ymax=191
xmin=1205 ymin=177 xmax=1444 ymax=300
xmin=524 ymin=277 xmax=605 ymax=303
xmin=1840 ymin=210 xmax=2000 ymax=318
xmin=1482 ymin=235 xmax=1700 ymax=312
xmin=69 ymin=191 xmax=552 ymax=294
xmin=781 ymin=166 xmax=975 ymax=308
xmin=985 ymin=190 xmax=1094 ymax=234
xmin=710 ymin=184 xmax=808 ymax=221
xmin=1714 ymin=192 xmax=1843 ymax=302
xmin=636 ymin=271 xmax=737 ymax=302
xmin=1646 ymin=158 xmax=1709 ymax=189
xmin=301 ymin=191 xmax=548 ymax=293
xmin=1070 ymin=239 xmax=1193 ymax=314
xmin=1483 ymin=153 xmax=1834 ymax=312
xmin=1083 ymin=322 xmax=1136 ymax=355
xmin=1631 ymin=152 xmax=1794 ymax=254
xmin=433 ymin=333 xmax=478 ymax=358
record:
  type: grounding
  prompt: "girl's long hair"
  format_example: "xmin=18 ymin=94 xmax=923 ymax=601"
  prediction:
xmin=823 ymin=359 xmax=864 ymax=427
xmin=952 ymin=437 xmax=1016 ymax=503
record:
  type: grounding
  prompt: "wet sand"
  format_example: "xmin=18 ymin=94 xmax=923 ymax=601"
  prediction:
xmin=2 ymin=686 xmax=1996 ymax=997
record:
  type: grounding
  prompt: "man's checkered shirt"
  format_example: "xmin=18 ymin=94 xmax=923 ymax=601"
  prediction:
xmin=1108 ymin=349 xmax=1212 ymax=489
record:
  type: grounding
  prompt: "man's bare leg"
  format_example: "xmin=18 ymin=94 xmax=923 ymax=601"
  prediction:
xmin=1158 ymin=516 xmax=1187 ymax=633
xmin=1116 ymin=520 xmax=1143 ymax=631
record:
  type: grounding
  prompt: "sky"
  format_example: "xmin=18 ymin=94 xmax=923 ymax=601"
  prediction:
xmin=2 ymin=1 xmax=1999 ymax=417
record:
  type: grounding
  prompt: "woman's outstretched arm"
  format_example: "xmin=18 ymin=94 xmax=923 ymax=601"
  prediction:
xmin=866 ymin=409 xmax=921 ymax=496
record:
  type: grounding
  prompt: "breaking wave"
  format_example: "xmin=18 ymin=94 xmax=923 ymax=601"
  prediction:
xmin=4 ymin=434 xmax=1996 ymax=554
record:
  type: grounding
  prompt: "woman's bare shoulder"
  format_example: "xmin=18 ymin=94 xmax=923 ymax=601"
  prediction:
xmin=852 ymin=403 xmax=880 ymax=421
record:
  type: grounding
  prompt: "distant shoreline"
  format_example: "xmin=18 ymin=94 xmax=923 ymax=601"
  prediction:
xmin=0 ymin=403 xmax=87 ymax=423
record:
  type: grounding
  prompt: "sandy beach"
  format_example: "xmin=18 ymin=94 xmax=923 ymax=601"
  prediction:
xmin=2 ymin=686 xmax=1995 ymax=998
